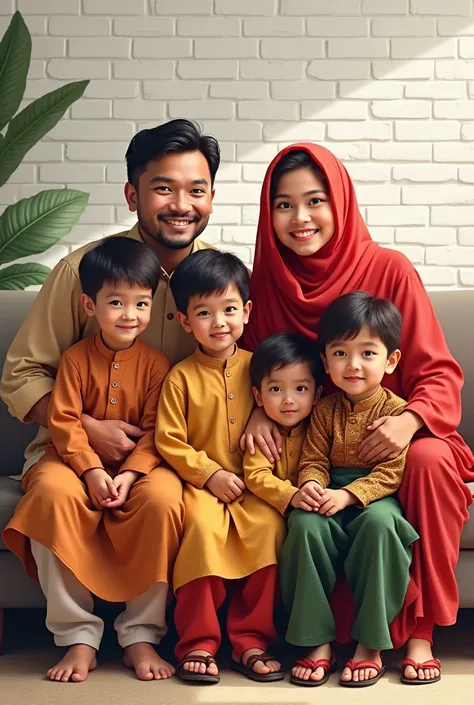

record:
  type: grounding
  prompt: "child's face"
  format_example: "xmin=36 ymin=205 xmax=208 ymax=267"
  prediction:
xmin=322 ymin=325 xmax=401 ymax=404
xmin=272 ymin=167 xmax=335 ymax=257
xmin=81 ymin=282 xmax=153 ymax=352
xmin=253 ymin=361 xmax=316 ymax=430
xmin=177 ymin=284 xmax=252 ymax=359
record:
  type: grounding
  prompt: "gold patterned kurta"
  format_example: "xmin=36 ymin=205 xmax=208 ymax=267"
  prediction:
xmin=244 ymin=423 xmax=307 ymax=515
xmin=298 ymin=386 xmax=408 ymax=507
xmin=156 ymin=346 xmax=286 ymax=591
xmin=0 ymin=224 xmax=212 ymax=475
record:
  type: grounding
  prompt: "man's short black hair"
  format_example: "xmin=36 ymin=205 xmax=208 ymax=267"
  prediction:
xmin=170 ymin=249 xmax=250 ymax=315
xmin=250 ymin=332 xmax=321 ymax=390
xmin=79 ymin=237 xmax=161 ymax=301
xmin=126 ymin=119 xmax=220 ymax=188
xmin=318 ymin=291 xmax=402 ymax=356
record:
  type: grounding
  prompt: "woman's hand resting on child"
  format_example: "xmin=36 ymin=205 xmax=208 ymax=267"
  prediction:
xmin=206 ymin=469 xmax=246 ymax=503
xmin=358 ymin=411 xmax=423 ymax=464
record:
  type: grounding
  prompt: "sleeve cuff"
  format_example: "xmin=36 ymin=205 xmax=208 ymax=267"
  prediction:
xmin=7 ymin=376 xmax=54 ymax=423
xmin=119 ymin=451 xmax=161 ymax=476
xmin=298 ymin=470 xmax=328 ymax=489
xmin=193 ymin=462 xmax=222 ymax=489
xmin=281 ymin=487 xmax=299 ymax=516
xmin=68 ymin=451 xmax=103 ymax=478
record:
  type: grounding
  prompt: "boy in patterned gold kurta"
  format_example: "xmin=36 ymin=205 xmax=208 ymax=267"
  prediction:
xmin=280 ymin=292 xmax=419 ymax=689
xmin=156 ymin=250 xmax=285 ymax=685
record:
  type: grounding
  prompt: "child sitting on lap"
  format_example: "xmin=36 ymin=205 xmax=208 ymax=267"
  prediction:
xmin=156 ymin=249 xmax=286 ymax=685
xmin=280 ymin=291 xmax=419 ymax=689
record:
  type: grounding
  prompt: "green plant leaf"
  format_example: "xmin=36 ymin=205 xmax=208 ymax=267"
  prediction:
xmin=0 ymin=262 xmax=50 ymax=290
xmin=0 ymin=12 xmax=31 ymax=133
xmin=0 ymin=79 xmax=89 ymax=187
xmin=0 ymin=189 xmax=89 ymax=265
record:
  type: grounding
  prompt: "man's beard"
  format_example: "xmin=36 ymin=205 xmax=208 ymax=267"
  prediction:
xmin=137 ymin=208 xmax=210 ymax=250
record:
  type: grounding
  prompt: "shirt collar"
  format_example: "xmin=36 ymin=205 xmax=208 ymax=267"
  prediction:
xmin=278 ymin=420 xmax=307 ymax=439
xmin=194 ymin=344 xmax=241 ymax=370
xmin=94 ymin=333 xmax=140 ymax=362
xmin=342 ymin=384 xmax=386 ymax=412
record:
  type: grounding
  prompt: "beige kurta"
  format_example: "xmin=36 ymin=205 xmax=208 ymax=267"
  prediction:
xmin=244 ymin=423 xmax=307 ymax=515
xmin=0 ymin=224 xmax=212 ymax=475
xmin=298 ymin=386 xmax=408 ymax=507
xmin=3 ymin=335 xmax=184 ymax=601
xmin=156 ymin=346 xmax=286 ymax=592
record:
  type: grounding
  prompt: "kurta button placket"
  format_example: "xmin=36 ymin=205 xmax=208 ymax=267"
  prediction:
xmin=289 ymin=450 xmax=295 ymax=457
xmin=111 ymin=381 xmax=118 ymax=388
xmin=230 ymin=446 xmax=237 ymax=453
xmin=113 ymin=363 xmax=120 ymax=370
xmin=167 ymin=312 xmax=174 ymax=320
xmin=228 ymin=393 xmax=235 ymax=399
xmin=110 ymin=397 xmax=117 ymax=405
xmin=230 ymin=417 xmax=236 ymax=424
xmin=226 ymin=371 xmax=232 ymax=377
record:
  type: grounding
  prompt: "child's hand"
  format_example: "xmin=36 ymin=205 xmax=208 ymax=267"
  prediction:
xmin=83 ymin=467 xmax=118 ymax=510
xmin=101 ymin=470 xmax=140 ymax=508
xmin=206 ymin=469 xmax=246 ymax=503
xmin=318 ymin=489 xmax=357 ymax=517
xmin=291 ymin=480 xmax=324 ymax=512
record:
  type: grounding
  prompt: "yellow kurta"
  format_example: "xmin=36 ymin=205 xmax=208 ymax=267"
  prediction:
xmin=298 ymin=386 xmax=408 ymax=507
xmin=156 ymin=346 xmax=286 ymax=591
xmin=0 ymin=224 xmax=212 ymax=475
xmin=244 ymin=423 xmax=307 ymax=515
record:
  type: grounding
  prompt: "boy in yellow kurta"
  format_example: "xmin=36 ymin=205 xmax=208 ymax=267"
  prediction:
xmin=156 ymin=250 xmax=285 ymax=685
xmin=3 ymin=238 xmax=180 ymax=684
xmin=244 ymin=333 xmax=320 ymax=515
xmin=279 ymin=292 xmax=419 ymax=689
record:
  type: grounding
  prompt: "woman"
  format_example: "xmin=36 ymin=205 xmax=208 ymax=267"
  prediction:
xmin=241 ymin=143 xmax=474 ymax=686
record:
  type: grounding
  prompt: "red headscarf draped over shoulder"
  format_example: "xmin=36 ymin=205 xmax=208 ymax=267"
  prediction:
xmin=242 ymin=143 xmax=380 ymax=350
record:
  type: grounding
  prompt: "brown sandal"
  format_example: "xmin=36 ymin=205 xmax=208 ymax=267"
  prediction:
xmin=177 ymin=653 xmax=220 ymax=684
xmin=231 ymin=652 xmax=285 ymax=683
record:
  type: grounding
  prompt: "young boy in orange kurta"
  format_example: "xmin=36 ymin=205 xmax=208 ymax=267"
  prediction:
xmin=3 ymin=238 xmax=179 ymax=683
xmin=156 ymin=250 xmax=285 ymax=685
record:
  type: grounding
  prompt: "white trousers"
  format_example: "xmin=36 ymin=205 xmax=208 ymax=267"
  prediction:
xmin=30 ymin=540 xmax=168 ymax=650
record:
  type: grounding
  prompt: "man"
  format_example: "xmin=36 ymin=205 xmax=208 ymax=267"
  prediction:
xmin=1 ymin=119 xmax=220 ymax=683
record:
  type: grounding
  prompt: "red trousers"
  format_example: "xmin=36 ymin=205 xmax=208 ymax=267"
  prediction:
xmin=334 ymin=437 xmax=472 ymax=648
xmin=174 ymin=566 xmax=278 ymax=661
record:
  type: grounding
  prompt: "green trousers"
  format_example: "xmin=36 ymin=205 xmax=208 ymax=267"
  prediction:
xmin=279 ymin=468 xmax=419 ymax=650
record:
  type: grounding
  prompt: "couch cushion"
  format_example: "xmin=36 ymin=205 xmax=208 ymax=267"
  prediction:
xmin=0 ymin=475 xmax=23 ymax=550
xmin=460 ymin=482 xmax=474 ymax=549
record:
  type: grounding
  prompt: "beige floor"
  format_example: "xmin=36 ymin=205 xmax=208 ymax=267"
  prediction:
xmin=1 ymin=609 xmax=473 ymax=705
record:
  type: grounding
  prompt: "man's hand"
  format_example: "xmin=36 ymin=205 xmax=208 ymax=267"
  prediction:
xmin=83 ymin=467 xmax=118 ymax=510
xmin=81 ymin=415 xmax=145 ymax=467
xmin=101 ymin=470 xmax=140 ymax=509
xmin=205 ymin=469 xmax=246 ymax=503
xmin=318 ymin=488 xmax=356 ymax=517
xmin=291 ymin=480 xmax=325 ymax=512
xmin=240 ymin=406 xmax=282 ymax=463
xmin=358 ymin=411 xmax=423 ymax=464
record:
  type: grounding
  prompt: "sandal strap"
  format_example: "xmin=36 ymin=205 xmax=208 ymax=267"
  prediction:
xmin=178 ymin=654 xmax=216 ymax=669
xmin=345 ymin=659 xmax=383 ymax=674
xmin=295 ymin=657 xmax=331 ymax=672
xmin=245 ymin=652 xmax=276 ymax=670
xmin=401 ymin=658 xmax=441 ymax=671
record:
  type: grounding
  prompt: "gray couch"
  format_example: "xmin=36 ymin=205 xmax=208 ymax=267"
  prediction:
xmin=0 ymin=289 xmax=473 ymax=651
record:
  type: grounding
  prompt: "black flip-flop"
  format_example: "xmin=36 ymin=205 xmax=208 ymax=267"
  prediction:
xmin=177 ymin=654 xmax=220 ymax=684
xmin=339 ymin=659 xmax=386 ymax=688
xmin=231 ymin=652 xmax=285 ymax=683
xmin=290 ymin=655 xmax=337 ymax=687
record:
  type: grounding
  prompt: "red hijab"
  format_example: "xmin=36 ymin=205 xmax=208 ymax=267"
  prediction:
xmin=243 ymin=143 xmax=380 ymax=350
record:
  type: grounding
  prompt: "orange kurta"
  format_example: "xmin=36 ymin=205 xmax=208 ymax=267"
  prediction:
xmin=3 ymin=335 xmax=185 ymax=602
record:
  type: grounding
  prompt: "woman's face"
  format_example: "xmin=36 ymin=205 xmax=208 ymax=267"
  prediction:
xmin=272 ymin=166 xmax=335 ymax=257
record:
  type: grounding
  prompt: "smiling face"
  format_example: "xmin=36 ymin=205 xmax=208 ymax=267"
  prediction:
xmin=81 ymin=282 xmax=153 ymax=352
xmin=322 ymin=325 xmax=401 ymax=404
xmin=253 ymin=361 xmax=316 ymax=430
xmin=125 ymin=150 xmax=214 ymax=251
xmin=177 ymin=284 xmax=252 ymax=360
xmin=271 ymin=166 xmax=335 ymax=257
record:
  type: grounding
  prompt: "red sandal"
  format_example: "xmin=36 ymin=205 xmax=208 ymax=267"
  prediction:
xmin=290 ymin=655 xmax=337 ymax=687
xmin=339 ymin=658 xmax=385 ymax=688
xmin=400 ymin=657 xmax=441 ymax=685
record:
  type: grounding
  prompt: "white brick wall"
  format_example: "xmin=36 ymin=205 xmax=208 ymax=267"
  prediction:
xmin=2 ymin=0 xmax=474 ymax=286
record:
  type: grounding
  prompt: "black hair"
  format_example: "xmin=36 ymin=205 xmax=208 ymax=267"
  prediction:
xmin=79 ymin=237 xmax=161 ymax=301
xmin=250 ymin=332 xmax=321 ymax=390
xmin=270 ymin=149 xmax=329 ymax=201
xmin=170 ymin=249 xmax=249 ymax=315
xmin=126 ymin=118 xmax=220 ymax=188
xmin=318 ymin=291 xmax=402 ymax=356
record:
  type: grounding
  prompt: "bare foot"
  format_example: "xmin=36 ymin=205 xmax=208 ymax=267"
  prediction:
xmin=234 ymin=648 xmax=281 ymax=675
xmin=341 ymin=644 xmax=382 ymax=683
xmin=46 ymin=644 xmax=97 ymax=683
xmin=292 ymin=643 xmax=331 ymax=683
xmin=124 ymin=642 xmax=175 ymax=681
xmin=180 ymin=650 xmax=219 ymax=677
xmin=403 ymin=637 xmax=440 ymax=682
